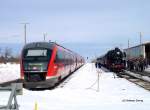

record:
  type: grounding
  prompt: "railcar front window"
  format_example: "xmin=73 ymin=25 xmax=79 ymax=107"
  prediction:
xmin=23 ymin=49 xmax=52 ymax=71
xmin=23 ymin=49 xmax=52 ymax=60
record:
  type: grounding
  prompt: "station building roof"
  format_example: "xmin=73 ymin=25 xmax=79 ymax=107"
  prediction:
xmin=124 ymin=41 xmax=150 ymax=50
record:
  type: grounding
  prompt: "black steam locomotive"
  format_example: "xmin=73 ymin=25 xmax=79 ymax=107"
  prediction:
xmin=97 ymin=47 xmax=125 ymax=72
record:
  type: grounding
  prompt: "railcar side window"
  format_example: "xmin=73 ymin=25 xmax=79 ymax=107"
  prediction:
xmin=55 ymin=49 xmax=64 ymax=63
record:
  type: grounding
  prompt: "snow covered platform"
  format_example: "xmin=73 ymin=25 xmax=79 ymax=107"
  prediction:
xmin=0 ymin=63 xmax=150 ymax=110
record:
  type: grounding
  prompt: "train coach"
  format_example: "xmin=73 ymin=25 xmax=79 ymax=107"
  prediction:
xmin=124 ymin=42 xmax=150 ymax=72
xmin=20 ymin=42 xmax=84 ymax=88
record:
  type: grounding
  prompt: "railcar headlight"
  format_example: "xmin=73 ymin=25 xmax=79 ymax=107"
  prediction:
xmin=54 ymin=65 xmax=58 ymax=69
xmin=117 ymin=52 xmax=120 ymax=55
xmin=46 ymin=76 xmax=51 ymax=79
xmin=21 ymin=76 xmax=24 ymax=79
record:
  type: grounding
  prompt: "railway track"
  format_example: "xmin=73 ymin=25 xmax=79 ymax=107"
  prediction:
xmin=0 ymin=76 xmax=71 ymax=90
xmin=0 ymin=79 xmax=22 ymax=87
xmin=0 ymin=66 xmax=81 ymax=90
xmin=133 ymin=71 xmax=150 ymax=77
xmin=101 ymin=66 xmax=150 ymax=91
xmin=118 ymin=70 xmax=150 ymax=91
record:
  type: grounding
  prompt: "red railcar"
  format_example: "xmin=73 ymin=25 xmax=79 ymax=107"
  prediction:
xmin=20 ymin=42 xmax=84 ymax=88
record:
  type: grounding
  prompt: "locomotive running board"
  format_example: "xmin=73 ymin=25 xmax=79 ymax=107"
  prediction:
xmin=0 ymin=83 xmax=23 ymax=110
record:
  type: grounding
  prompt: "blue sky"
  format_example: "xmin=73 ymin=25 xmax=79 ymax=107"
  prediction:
xmin=0 ymin=0 xmax=150 ymax=58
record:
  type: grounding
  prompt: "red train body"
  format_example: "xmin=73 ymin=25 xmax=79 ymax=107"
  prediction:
xmin=20 ymin=42 xmax=84 ymax=88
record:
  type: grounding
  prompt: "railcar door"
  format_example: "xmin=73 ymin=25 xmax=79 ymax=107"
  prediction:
xmin=55 ymin=48 xmax=65 ymax=79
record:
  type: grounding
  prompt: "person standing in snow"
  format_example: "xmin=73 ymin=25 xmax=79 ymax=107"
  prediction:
xmin=95 ymin=61 xmax=98 ymax=68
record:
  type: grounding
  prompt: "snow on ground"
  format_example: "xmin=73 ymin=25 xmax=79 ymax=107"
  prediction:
xmin=145 ymin=65 xmax=150 ymax=73
xmin=0 ymin=63 xmax=150 ymax=110
xmin=0 ymin=63 xmax=20 ymax=83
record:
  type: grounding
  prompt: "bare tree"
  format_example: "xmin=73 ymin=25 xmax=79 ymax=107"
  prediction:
xmin=4 ymin=47 xmax=12 ymax=63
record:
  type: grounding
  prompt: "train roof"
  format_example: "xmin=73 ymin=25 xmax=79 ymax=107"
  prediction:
xmin=23 ymin=42 xmax=73 ymax=52
xmin=23 ymin=42 xmax=83 ymax=58
xmin=23 ymin=42 xmax=55 ymax=50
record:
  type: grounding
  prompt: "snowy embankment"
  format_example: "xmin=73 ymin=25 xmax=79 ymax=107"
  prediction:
xmin=0 ymin=63 xmax=20 ymax=83
xmin=0 ymin=63 xmax=150 ymax=110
